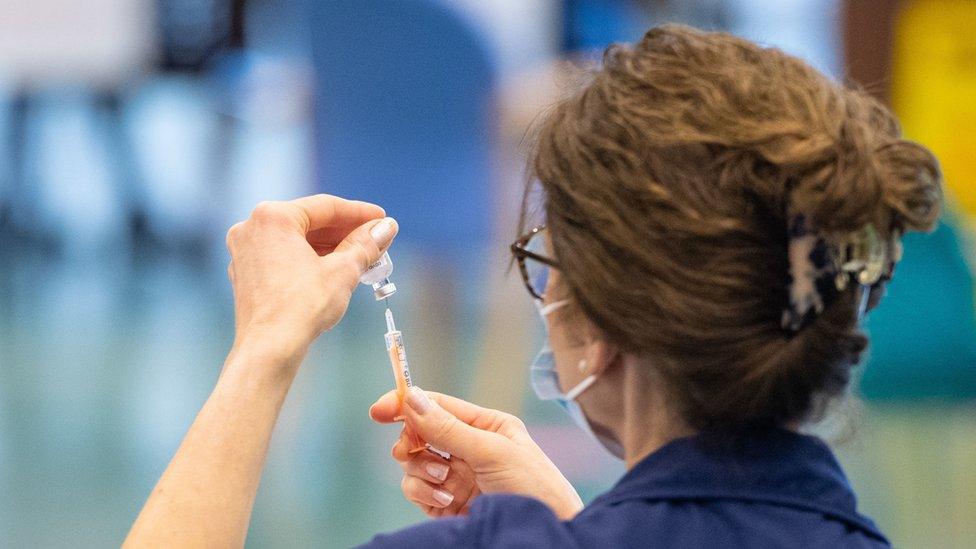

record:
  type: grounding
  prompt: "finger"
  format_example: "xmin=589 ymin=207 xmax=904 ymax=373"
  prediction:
xmin=426 ymin=391 xmax=526 ymax=437
xmin=400 ymin=386 xmax=510 ymax=462
xmin=371 ymin=389 xmax=524 ymax=438
xmin=402 ymin=467 xmax=476 ymax=518
xmin=401 ymin=475 xmax=455 ymax=509
xmin=391 ymin=433 xmax=411 ymax=462
xmin=369 ymin=390 xmax=401 ymax=423
xmin=424 ymin=464 xmax=478 ymax=517
xmin=402 ymin=454 xmax=451 ymax=485
xmin=321 ymin=217 xmax=398 ymax=288
xmin=306 ymin=224 xmax=381 ymax=251
xmin=287 ymin=194 xmax=385 ymax=233
xmin=225 ymin=221 xmax=244 ymax=251
xmin=311 ymin=244 xmax=336 ymax=257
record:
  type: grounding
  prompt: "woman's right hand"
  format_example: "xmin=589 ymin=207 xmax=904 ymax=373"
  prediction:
xmin=225 ymin=194 xmax=395 ymax=366
xmin=369 ymin=388 xmax=584 ymax=520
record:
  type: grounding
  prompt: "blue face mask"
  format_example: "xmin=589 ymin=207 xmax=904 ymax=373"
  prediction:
xmin=530 ymin=299 xmax=625 ymax=459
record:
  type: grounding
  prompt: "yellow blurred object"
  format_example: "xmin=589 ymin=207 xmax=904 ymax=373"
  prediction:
xmin=872 ymin=4 xmax=976 ymax=547
xmin=893 ymin=0 xmax=976 ymax=222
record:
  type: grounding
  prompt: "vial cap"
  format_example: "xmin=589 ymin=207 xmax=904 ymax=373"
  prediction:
xmin=373 ymin=281 xmax=397 ymax=300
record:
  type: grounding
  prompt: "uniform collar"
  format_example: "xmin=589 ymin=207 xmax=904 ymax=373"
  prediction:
xmin=590 ymin=427 xmax=887 ymax=544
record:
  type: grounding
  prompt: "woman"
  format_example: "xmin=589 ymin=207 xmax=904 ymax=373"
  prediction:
xmin=125 ymin=26 xmax=942 ymax=547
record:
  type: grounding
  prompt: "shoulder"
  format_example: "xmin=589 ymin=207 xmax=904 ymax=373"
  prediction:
xmin=571 ymin=498 xmax=890 ymax=548
xmin=359 ymin=494 xmax=580 ymax=549
xmin=361 ymin=495 xmax=888 ymax=549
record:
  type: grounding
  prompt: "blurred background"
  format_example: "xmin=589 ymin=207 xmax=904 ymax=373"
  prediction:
xmin=0 ymin=0 xmax=973 ymax=546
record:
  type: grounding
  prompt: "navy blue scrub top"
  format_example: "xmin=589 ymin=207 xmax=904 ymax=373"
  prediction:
xmin=361 ymin=428 xmax=889 ymax=548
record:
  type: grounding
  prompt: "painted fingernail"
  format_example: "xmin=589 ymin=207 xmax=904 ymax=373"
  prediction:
xmin=426 ymin=462 xmax=449 ymax=482
xmin=406 ymin=386 xmax=431 ymax=414
xmin=432 ymin=488 xmax=454 ymax=507
xmin=369 ymin=217 xmax=398 ymax=248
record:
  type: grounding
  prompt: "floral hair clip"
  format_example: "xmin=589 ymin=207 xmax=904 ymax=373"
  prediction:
xmin=782 ymin=214 xmax=901 ymax=333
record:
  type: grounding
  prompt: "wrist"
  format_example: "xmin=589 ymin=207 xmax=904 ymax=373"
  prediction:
xmin=225 ymin=338 xmax=306 ymax=388
xmin=230 ymin=326 xmax=310 ymax=369
xmin=219 ymin=343 xmax=303 ymax=402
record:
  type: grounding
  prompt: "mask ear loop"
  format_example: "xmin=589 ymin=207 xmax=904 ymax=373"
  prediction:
xmin=537 ymin=298 xmax=572 ymax=317
xmin=564 ymin=374 xmax=598 ymax=401
xmin=536 ymin=299 xmax=599 ymax=401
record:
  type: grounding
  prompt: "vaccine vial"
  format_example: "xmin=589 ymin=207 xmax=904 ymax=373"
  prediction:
xmin=360 ymin=251 xmax=397 ymax=300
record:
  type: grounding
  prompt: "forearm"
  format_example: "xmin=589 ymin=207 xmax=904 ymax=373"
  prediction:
xmin=124 ymin=194 xmax=393 ymax=546
xmin=124 ymin=346 xmax=301 ymax=548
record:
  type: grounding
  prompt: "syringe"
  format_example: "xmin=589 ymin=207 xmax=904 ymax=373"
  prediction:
xmin=384 ymin=307 xmax=451 ymax=461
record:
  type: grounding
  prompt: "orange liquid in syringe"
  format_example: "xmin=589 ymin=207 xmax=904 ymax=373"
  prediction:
xmin=387 ymin=331 xmax=427 ymax=454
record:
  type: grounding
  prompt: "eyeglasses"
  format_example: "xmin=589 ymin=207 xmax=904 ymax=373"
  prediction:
xmin=510 ymin=225 xmax=559 ymax=301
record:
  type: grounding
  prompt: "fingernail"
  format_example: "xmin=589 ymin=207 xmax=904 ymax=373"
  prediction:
xmin=426 ymin=462 xmax=449 ymax=482
xmin=432 ymin=488 xmax=454 ymax=507
xmin=369 ymin=217 xmax=398 ymax=248
xmin=406 ymin=386 xmax=431 ymax=414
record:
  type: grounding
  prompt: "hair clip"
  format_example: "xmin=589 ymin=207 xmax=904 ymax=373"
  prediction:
xmin=835 ymin=224 xmax=885 ymax=291
xmin=782 ymin=216 xmax=898 ymax=333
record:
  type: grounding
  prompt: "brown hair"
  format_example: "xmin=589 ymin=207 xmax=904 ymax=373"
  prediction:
xmin=526 ymin=25 xmax=942 ymax=430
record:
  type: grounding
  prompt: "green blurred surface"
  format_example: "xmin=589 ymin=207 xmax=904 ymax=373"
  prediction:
xmin=862 ymin=220 xmax=976 ymax=400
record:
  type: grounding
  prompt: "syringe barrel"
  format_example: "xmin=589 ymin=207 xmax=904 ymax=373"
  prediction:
xmin=380 ymin=305 xmax=451 ymax=459
xmin=385 ymin=330 xmax=414 ymax=395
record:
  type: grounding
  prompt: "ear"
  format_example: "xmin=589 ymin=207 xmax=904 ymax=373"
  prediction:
xmin=583 ymin=337 xmax=620 ymax=377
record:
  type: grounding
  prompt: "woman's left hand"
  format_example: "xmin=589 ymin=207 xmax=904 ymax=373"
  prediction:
xmin=370 ymin=389 xmax=584 ymax=520
xmin=225 ymin=194 xmax=397 ymax=365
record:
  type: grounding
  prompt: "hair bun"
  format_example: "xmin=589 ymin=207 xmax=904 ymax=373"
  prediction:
xmin=774 ymin=92 xmax=941 ymax=237
xmin=875 ymin=139 xmax=942 ymax=231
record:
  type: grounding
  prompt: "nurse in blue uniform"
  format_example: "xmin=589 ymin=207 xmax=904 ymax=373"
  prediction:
xmin=125 ymin=26 xmax=943 ymax=548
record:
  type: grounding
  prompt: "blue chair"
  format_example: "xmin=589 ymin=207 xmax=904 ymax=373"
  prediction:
xmin=308 ymin=0 xmax=494 ymax=253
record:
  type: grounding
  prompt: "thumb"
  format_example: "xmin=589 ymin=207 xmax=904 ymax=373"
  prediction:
xmin=401 ymin=387 xmax=510 ymax=465
xmin=322 ymin=217 xmax=398 ymax=287
xmin=368 ymin=390 xmax=400 ymax=423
